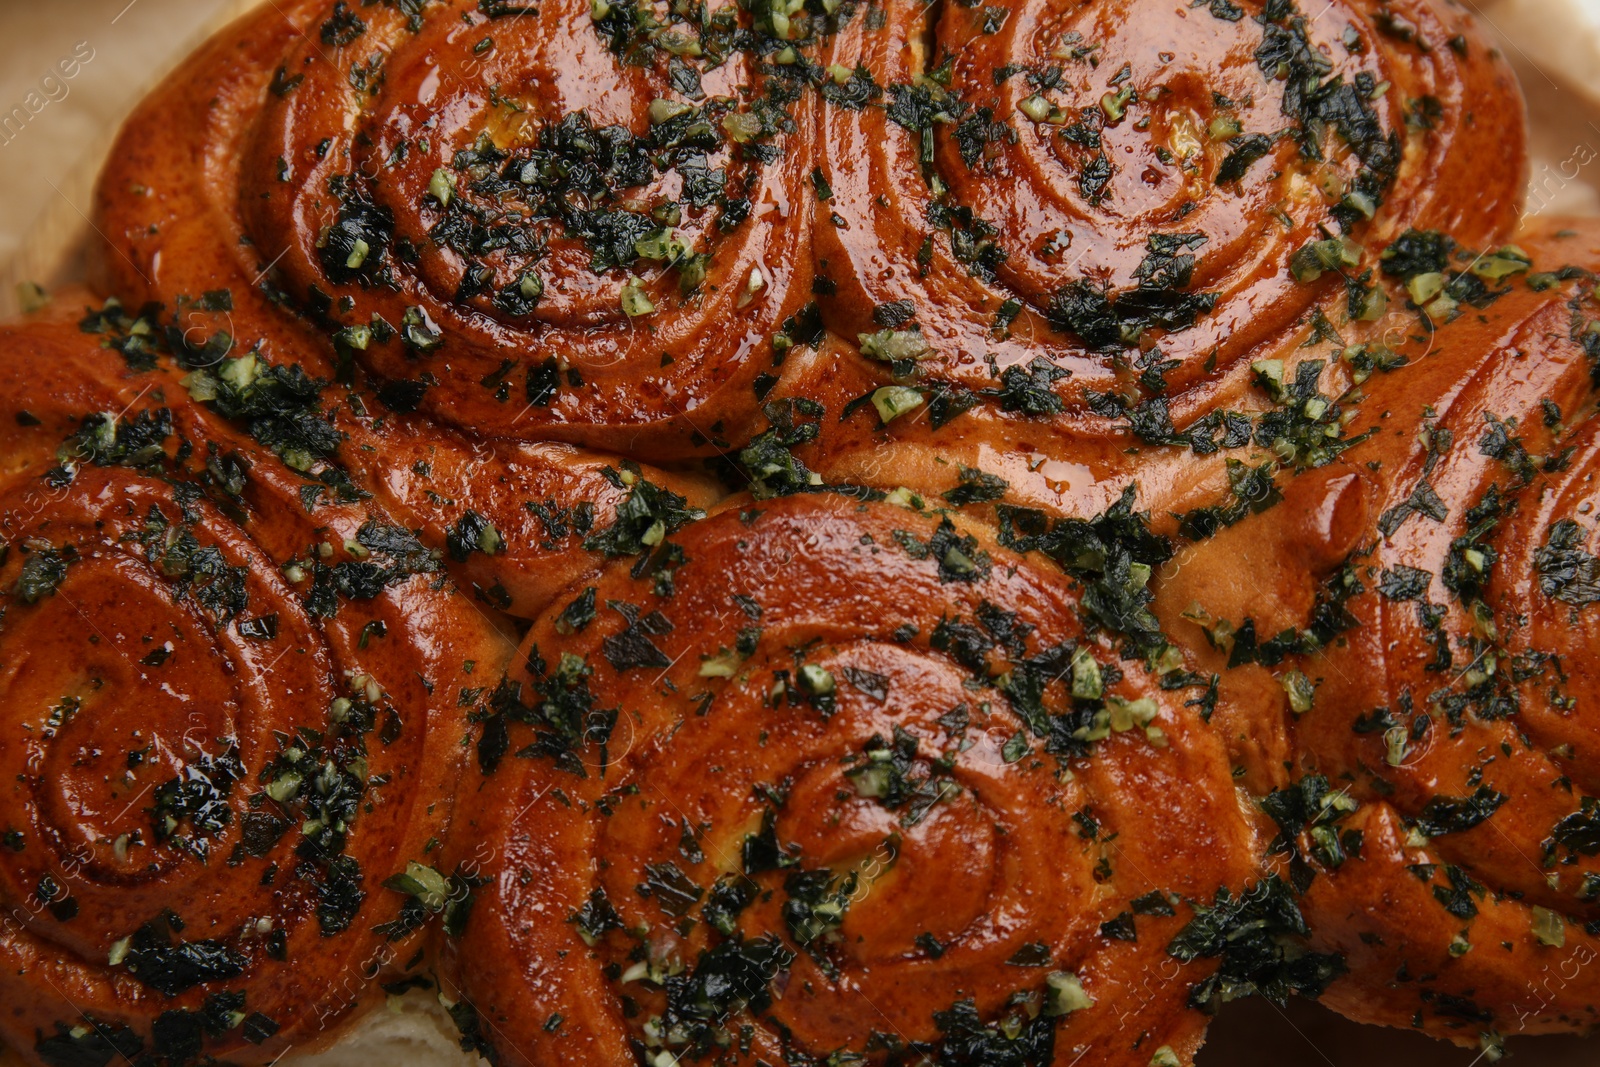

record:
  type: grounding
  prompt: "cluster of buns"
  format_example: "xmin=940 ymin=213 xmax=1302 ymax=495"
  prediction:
xmin=1 ymin=1 xmax=1597 ymax=1065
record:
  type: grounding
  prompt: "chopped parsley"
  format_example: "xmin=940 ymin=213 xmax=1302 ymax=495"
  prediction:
xmin=1535 ymin=519 xmax=1600 ymax=607
xmin=1168 ymin=876 xmax=1345 ymax=1009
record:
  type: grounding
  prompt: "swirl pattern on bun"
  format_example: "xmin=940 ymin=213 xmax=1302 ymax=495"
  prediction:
xmin=96 ymin=0 xmax=818 ymax=455
xmin=7 ymin=0 xmax=1600 ymax=1063
xmin=811 ymin=0 xmax=1523 ymax=429
xmin=0 ymin=414 xmax=510 ymax=1060
xmin=443 ymin=493 xmax=1266 ymax=1065
xmin=1156 ymin=223 xmax=1600 ymax=1044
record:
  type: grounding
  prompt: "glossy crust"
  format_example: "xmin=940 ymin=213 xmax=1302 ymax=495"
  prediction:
xmin=97 ymin=0 xmax=817 ymax=457
xmin=811 ymin=0 xmax=1524 ymax=428
xmin=738 ymin=0 xmax=1531 ymax=527
xmin=1297 ymin=224 xmax=1600 ymax=1041
xmin=1157 ymin=222 xmax=1600 ymax=1045
xmin=45 ymin=292 xmax=722 ymax=619
xmin=3 ymin=0 xmax=1598 ymax=1064
xmin=0 ymin=306 xmax=513 ymax=1058
xmin=443 ymin=494 xmax=1263 ymax=1066
xmin=90 ymin=0 xmax=726 ymax=611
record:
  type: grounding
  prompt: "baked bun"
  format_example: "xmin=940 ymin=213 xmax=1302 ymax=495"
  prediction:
xmin=1161 ymin=221 xmax=1600 ymax=1040
xmin=0 ymin=300 xmax=511 ymax=1063
xmin=2 ymin=0 xmax=1598 ymax=1065
xmin=442 ymin=492 xmax=1262 ymax=1064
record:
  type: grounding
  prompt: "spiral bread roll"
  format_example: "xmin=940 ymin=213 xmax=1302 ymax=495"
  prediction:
xmin=0 ymin=306 xmax=514 ymax=1060
xmin=1297 ymin=225 xmax=1600 ymax=1042
xmin=92 ymin=0 xmax=726 ymax=614
xmin=5 ymin=0 xmax=1600 ymax=1063
xmin=1154 ymin=222 xmax=1600 ymax=1046
xmin=97 ymin=0 xmax=818 ymax=456
xmin=442 ymin=494 xmax=1269 ymax=1065
xmin=722 ymin=0 xmax=1533 ymax=528
xmin=806 ymin=0 xmax=1523 ymax=437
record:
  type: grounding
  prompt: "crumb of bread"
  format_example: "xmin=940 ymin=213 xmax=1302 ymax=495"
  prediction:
xmin=280 ymin=989 xmax=486 ymax=1067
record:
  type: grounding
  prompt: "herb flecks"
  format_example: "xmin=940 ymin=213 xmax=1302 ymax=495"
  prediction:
xmin=996 ymin=486 xmax=1173 ymax=657
xmin=1048 ymin=233 xmax=1219 ymax=350
xmin=1168 ymin=876 xmax=1345 ymax=1010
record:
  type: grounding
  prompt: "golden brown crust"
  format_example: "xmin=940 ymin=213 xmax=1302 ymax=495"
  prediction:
xmin=0 ymin=308 xmax=513 ymax=1059
xmin=95 ymin=0 xmax=818 ymax=457
xmin=443 ymin=493 xmax=1263 ymax=1066
xmin=7 ymin=0 xmax=1600 ymax=1064
xmin=811 ymin=0 xmax=1525 ymax=429
xmin=1156 ymin=221 xmax=1600 ymax=1044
